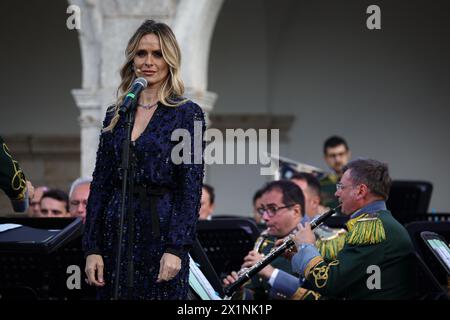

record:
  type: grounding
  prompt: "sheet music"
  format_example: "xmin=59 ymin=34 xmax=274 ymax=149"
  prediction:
xmin=189 ymin=255 xmax=222 ymax=300
xmin=428 ymin=239 xmax=450 ymax=271
xmin=0 ymin=223 xmax=22 ymax=233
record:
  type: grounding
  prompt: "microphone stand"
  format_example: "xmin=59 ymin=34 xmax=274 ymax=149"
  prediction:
xmin=113 ymin=100 xmax=137 ymax=300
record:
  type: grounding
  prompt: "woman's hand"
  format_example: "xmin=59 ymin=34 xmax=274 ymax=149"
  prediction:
xmin=85 ymin=254 xmax=105 ymax=287
xmin=157 ymin=252 xmax=181 ymax=282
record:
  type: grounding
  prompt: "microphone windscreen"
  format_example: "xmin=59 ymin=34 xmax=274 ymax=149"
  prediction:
xmin=135 ymin=77 xmax=148 ymax=87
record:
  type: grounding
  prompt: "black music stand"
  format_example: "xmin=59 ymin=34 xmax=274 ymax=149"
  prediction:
xmin=0 ymin=217 xmax=93 ymax=300
xmin=421 ymin=231 xmax=450 ymax=276
xmin=412 ymin=251 xmax=448 ymax=300
xmin=0 ymin=217 xmax=81 ymax=254
xmin=387 ymin=180 xmax=433 ymax=225
xmin=196 ymin=218 xmax=261 ymax=279
xmin=189 ymin=236 xmax=224 ymax=298
xmin=0 ymin=217 xmax=226 ymax=300
xmin=405 ymin=221 xmax=450 ymax=287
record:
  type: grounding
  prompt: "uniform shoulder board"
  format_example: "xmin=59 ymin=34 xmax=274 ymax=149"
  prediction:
xmin=345 ymin=213 xmax=386 ymax=246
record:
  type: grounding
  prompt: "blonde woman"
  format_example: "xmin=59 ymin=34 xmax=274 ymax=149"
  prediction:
xmin=83 ymin=20 xmax=205 ymax=300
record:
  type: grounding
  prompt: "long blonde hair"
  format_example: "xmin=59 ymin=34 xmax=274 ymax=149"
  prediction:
xmin=104 ymin=20 xmax=186 ymax=132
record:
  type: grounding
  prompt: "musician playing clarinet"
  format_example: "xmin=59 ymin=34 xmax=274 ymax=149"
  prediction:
xmin=291 ymin=159 xmax=416 ymax=299
xmin=223 ymin=180 xmax=304 ymax=299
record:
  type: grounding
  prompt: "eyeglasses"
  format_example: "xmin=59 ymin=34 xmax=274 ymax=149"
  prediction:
xmin=257 ymin=204 xmax=295 ymax=217
xmin=336 ymin=183 xmax=357 ymax=191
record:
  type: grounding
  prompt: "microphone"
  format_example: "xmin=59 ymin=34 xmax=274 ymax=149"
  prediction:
xmin=119 ymin=77 xmax=148 ymax=115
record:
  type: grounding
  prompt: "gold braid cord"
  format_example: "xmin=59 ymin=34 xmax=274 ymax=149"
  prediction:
xmin=303 ymin=290 xmax=321 ymax=300
xmin=310 ymin=260 xmax=339 ymax=289
xmin=291 ymin=287 xmax=308 ymax=300
xmin=291 ymin=287 xmax=321 ymax=300
xmin=3 ymin=143 xmax=26 ymax=200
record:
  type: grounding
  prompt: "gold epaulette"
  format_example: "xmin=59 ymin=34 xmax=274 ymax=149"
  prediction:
xmin=315 ymin=228 xmax=347 ymax=261
xmin=345 ymin=213 xmax=386 ymax=246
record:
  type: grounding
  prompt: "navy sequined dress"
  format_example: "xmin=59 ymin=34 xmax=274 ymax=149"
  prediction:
xmin=83 ymin=100 xmax=205 ymax=300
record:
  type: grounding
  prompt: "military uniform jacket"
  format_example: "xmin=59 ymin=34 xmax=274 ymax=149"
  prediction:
xmin=0 ymin=136 xmax=27 ymax=212
xmin=296 ymin=209 xmax=416 ymax=300
xmin=272 ymin=224 xmax=347 ymax=300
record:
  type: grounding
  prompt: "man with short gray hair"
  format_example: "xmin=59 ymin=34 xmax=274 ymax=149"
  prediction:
xmin=69 ymin=177 xmax=92 ymax=223
xmin=291 ymin=158 xmax=416 ymax=299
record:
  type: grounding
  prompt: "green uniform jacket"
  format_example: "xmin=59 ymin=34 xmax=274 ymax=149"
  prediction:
xmin=0 ymin=136 xmax=27 ymax=212
xmin=303 ymin=210 xmax=416 ymax=299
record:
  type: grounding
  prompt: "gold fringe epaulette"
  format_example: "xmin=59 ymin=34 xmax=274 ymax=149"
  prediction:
xmin=345 ymin=213 xmax=386 ymax=246
xmin=315 ymin=230 xmax=347 ymax=261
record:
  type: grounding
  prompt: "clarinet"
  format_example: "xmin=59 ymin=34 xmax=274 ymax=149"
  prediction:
xmin=223 ymin=205 xmax=341 ymax=299
xmin=235 ymin=229 xmax=269 ymax=278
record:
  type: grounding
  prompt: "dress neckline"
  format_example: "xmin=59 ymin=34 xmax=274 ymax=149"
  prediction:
xmin=131 ymin=104 xmax=161 ymax=143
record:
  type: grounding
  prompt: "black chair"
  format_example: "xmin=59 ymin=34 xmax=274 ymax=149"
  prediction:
xmin=387 ymin=180 xmax=433 ymax=225
xmin=212 ymin=215 xmax=268 ymax=232
xmin=211 ymin=215 xmax=243 ymax=219
xmin=196 ymin=218 xmax=261 ymax=280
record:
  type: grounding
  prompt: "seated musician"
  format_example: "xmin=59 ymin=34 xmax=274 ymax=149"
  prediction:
xmin=292 ymin=159 xmax=417 ymax=299
xmin=223 ymin=180 xmax=304 ymax=299
xmin=320 ymin=136 xmax=351 ymax=210
xmin=266 ymin=172 xmax=346 ymax=300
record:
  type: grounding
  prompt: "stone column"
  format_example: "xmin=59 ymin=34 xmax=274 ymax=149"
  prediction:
xmin=173 ymin=0 xmax=224 ymax=124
